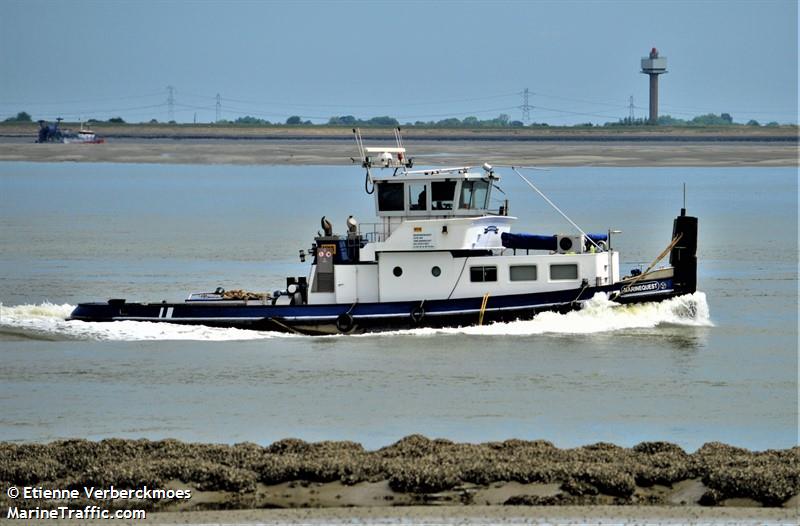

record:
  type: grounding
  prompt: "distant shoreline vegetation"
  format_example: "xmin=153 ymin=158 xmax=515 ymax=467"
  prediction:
xmin=2 ymin=111 xmax=789 ymax=128
xmin=224 ymin=112 xmax=785 ymax=128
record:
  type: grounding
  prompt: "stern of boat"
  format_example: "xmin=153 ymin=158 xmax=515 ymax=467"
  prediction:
xmin=670 ymin=208 xmax=698 ymax=295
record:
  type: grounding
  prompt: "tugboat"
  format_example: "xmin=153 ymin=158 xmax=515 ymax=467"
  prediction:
xmin=69 ymin=129 xmax=698 ymax=335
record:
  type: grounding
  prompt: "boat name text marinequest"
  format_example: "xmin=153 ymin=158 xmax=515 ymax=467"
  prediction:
xmin=620 ymin=281 xmax=665 ymax=294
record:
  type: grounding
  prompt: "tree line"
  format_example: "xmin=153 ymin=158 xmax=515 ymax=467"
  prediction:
xmin=2 ymin=110 xmax=784 ymax=128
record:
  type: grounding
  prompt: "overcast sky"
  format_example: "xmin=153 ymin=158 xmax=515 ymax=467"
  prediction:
xmin=1 ymin=0 xmax=797 ymax=125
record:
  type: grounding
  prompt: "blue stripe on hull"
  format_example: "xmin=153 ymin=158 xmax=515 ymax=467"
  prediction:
xmin=69 ymin=277 xmax=682 ymax=334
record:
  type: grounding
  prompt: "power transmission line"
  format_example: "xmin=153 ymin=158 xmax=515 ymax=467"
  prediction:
xmin=521 ymin=88 xmax=531 ymax=124
xmin=166 ymin=86 xmax=176 ymax=122
xmin=177 ymin=91 xmax=521 ymax=109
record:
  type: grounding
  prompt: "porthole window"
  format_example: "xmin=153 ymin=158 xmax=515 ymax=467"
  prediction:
xmin=393 ymin=266 xmax=403 ymax=277
xmin=431 ymin=266 xmax=441 ymax=277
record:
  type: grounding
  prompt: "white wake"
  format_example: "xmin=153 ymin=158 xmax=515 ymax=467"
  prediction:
xmin=357 ymin=291 xmax=713 ymax=338
xmin=0 ymin=302 xmax=285 ymax=341
xmin=0 ymin=292 xmax=711 ymax=341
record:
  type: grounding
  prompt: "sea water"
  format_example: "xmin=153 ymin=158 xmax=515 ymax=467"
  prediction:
xmin=0 ymin=163 xmax=796 ymax=451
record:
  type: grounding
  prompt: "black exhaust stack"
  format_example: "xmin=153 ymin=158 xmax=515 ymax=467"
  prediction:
xmin=669 ymin=208 xmax=698 ymax=294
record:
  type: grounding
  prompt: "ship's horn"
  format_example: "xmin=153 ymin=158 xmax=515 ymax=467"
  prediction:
xmin=321 ymin=216 xmax=333 ymax=236
xmin=346 ymin=215 xmax=358 ymax=234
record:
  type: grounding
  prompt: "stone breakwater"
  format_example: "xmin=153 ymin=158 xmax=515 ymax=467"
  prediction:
xmin=1 ymin=436 xmax=797 ymax=511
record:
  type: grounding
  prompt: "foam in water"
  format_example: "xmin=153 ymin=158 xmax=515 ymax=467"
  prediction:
xmin=379 ymin=291 xmax=713 ymax=337
xmin=0 ymin=292 xmax=711 ymax=341
xmin=0 ymin=302 xmax=285 ymax=341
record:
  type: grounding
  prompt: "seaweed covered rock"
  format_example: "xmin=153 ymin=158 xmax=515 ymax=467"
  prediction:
xmin=576 ymin=464 xmax=637 ymax=498
xmin=633 ymin=441 xmax=694 ymax=487
xmin=387 ymin=457 xmax=462 ymax=493
xmin=560 ymin=478 xmax=600 ymax=496
xmin=696 ymin=443 xmax=800 ymax=506
xmin=633 ymin=441 xmax=687 ymax=456
xmin=0 ymin=436 xmax=796 ymax=510
xmin=266 ymin=438 xmax=310 ymax=455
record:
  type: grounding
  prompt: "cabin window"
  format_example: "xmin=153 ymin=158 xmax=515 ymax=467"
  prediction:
xmin=377 ymin=182 xmax=404 ymax=212
xmin=393 ymin=266 xmax=403 ymax=277
xmin=408 ymin=183 xmax=428 ymax=211
xmin=431 ymin=266 xmax=441 ymax=277
xmin=510 ymin=265 xmax=538 ymax=281
xmin=431 ymin=181 xmax=456 ymax=210
xmin=550 ymin=263 xmax=578 ymax=280
xmin=459 ymin=180 xmax=490 ymax=209
xmin=470 ymin=266 xmax=497 ymax=282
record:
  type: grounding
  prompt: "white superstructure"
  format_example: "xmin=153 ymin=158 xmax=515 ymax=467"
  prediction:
xmin=306 ymin=130 xmax=619 ymax=306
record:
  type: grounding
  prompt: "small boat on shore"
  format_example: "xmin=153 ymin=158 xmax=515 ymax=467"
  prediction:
xmin=69 ymin=129 xmax=698 ymax=334
xmin=63 ymin=123 xmax=105 ymax=144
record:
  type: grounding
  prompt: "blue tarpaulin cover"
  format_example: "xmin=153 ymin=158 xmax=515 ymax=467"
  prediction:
xmin=501 ymin=233 xmax=557 ymax=251
xmin=501 ymin=233 xmax=608 ymax=251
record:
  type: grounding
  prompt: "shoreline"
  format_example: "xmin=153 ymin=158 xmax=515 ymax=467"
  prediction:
xmin=0 ymin=137 xmax=797 ymax=166
xmin=1 ymin=436 xmax=797 ymax=517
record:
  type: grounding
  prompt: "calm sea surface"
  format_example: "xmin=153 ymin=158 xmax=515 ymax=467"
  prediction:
xmin=0 ymin=162 xmax=796 ymax=451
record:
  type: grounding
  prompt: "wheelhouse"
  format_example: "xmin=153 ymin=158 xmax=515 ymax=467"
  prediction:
xmin=373 ymin=168 xmax=507 ymax=218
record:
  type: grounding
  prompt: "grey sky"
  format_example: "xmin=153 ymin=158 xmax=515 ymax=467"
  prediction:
xmin=1 ymin=0 xmax=797 ymax=125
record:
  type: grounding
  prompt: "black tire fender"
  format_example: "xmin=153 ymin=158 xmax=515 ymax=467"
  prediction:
xmin=336 ymin=313 xmax=354 ymax=333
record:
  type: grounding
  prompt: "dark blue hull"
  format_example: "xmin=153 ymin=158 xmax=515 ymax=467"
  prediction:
xmin=69 ymin=277 xmax=683 ymax=335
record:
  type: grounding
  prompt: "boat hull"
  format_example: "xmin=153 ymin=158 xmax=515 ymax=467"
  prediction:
xmin=69 ymin=276 xmax=683 ymax=335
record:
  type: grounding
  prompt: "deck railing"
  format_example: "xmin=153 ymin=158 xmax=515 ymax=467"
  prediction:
xmin=358 ymin=222 xmax=388 ymax=243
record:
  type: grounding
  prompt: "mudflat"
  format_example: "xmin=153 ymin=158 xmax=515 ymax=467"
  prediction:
xmin=1 ymin=137 xmax=797 ymax=166
xmin=1 ymin=123 xmax=797 ymax=166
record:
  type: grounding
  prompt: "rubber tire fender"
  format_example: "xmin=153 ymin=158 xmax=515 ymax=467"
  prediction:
xmin=336 ymin=313 xmax=355 ymax=333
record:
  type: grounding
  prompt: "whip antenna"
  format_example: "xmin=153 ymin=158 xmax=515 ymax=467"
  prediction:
xmin=511 ymin=167 xmax=601 ymax=249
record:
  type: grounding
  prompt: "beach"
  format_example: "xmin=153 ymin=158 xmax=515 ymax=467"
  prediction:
xmin=0 ymin=124 xmax=797 ymax=166
xmin=0 ymin=437 xmax=797 ymax=525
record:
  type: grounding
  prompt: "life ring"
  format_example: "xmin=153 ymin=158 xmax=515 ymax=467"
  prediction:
xmin=410 ymin=305 xmax=425 ymax=324
xmin=336 ymin=313 xmax=354 ymax=333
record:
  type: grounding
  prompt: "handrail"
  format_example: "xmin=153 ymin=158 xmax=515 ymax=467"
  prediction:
xmin=626 ymin=233 xmax=683 ymax=288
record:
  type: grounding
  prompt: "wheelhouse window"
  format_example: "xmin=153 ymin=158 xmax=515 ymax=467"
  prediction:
xmin=431 ymin=180 xmax=456 ymax=210
xmin=377 ymin=182 xmax=404 ymax=212
xmin=510 ymin=265 xmax=538 ymax=281
xmin=459 ymin=180 xmax=490 ymax=209
xmin=470 ymin=266 xmax=497 ymax=282
xmin=408 ymin=183 xmax=428 ymax=211
xmin=550 ymin=264 xmax=578 ymax=280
